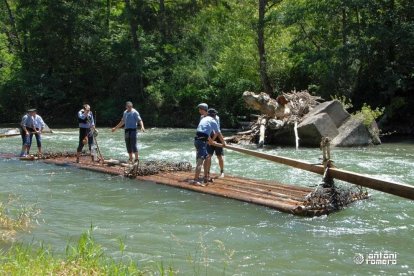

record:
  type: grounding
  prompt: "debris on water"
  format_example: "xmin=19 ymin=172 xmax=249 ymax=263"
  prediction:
xmin=303 ymin=184 xmax=369 ymax=214
xmin=32 ymin=151 xmax=86 ymax=159
xmin=124 ymin=160 xmax=192 ymax=178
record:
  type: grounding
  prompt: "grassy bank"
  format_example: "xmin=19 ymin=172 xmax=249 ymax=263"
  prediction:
xmin=0 ymin=229 xmax=174 ymax=275
xmin=0 ymin=197 xmax=173 ymax=275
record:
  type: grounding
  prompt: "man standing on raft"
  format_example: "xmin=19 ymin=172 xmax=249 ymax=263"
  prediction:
xmin=112 ymin=101 xmax=145 ymax=163
xmin=193 ymin=106 xmax=226 ymax=185
xmin=206 ymin=108 xmax=225 ymax=178
xmin=76 ymin=104 xmax=95 ymax=163
xmin=20 ymin=108 xmax=46 ymax=157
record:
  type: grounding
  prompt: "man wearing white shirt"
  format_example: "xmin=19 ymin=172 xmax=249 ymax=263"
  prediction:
xmin=20 ymin=108 xmax=46 ymax=156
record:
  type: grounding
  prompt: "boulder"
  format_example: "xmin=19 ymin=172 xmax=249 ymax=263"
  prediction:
xmin=331 ymin=117 xmax=381 ymax=147
xmin=367 ymin=121 xmax=381 ymax=145
xmin=306 ymin=100 xmax=350 ymax=127
xmin=297 ymin=113 xmax=339 ymax=146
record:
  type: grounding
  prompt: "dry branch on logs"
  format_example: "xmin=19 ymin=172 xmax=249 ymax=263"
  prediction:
xmin=233 ymin=90 xmax=322 ymax=145
xmin=282 ymin=90 xmax=323 ymax=124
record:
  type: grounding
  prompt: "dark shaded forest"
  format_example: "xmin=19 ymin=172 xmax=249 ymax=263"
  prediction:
xmin=1 ymin=0 xmax=413 ymax=132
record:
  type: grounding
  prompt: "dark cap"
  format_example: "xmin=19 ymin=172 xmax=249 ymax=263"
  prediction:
xmin=197 ymin=103 xmax=208 ymax=111
xmin=207 ymin=108 xmax=218 ymax=115
xmin=27 ymin=108 xmax=37 ymax=112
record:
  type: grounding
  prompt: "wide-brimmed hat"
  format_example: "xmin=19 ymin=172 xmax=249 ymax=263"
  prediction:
xmin=207 ymin=108 xmax=218 ymax=115
xmin=197 ymin=103 xmax=208 ymax=111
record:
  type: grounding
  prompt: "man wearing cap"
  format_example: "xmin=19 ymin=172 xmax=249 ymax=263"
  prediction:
xmin=112 ymin=101 xmax=145 ymax=163
xmin=76 ymin=104 xmax=95 ymax=163
xmin=197 ymin=103 xmax=208 ymax=119
xmin=206 ymin=108 xmax=225 ymax=178
xmin=20 ymin=108 xmax=46 ymax=157
xmin=193 ymin=106 xmax=226 ymax=185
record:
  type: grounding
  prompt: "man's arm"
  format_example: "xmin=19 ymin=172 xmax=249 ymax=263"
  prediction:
xmin=21 ymin=120 xmax=29 ymax=135
xmin=218 ymin=132 xmax=226 ymax=146
xmin=208 ymin=132 xmax=218 ymax=145
xmin=111 ymin=119 xmax=124 ymax=132
xmin=139 ymin=120 xmax=145 ymax=132
xmin=90 ymin=114 xmax=96 ymax=130
xmin=36 ymin=116 xmax=46 ymax=133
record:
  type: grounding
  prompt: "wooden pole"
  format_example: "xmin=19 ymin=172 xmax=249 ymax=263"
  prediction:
xmin=0 ymin=133 xmax=20 ymax=138
xmin=294 ymin=121 xmax=299 ymax=150
xmin=258 ymin=117 xmax=267 ymax=148
xmin=223 ymin=144 xmax=414 ymax=200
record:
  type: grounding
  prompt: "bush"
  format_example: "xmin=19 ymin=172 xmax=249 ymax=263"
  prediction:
xmin=353 ymin=103 xmax=384 ymax=126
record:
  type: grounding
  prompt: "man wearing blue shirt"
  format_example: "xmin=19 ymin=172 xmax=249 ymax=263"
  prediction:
xmin=76 ymin=104 xmax=95 ymax=163
xmin=112 ymin=101 xmax=145 ymax=163
xmin=206 ymin=109 xmax=225 ymax=178
xmin=20 ymin=108 xmax=46 ymax=157
xmin=197 ymin=103 xmax=208 ymax=119
xmin=193 ymin=107 xmax=226 ymax=185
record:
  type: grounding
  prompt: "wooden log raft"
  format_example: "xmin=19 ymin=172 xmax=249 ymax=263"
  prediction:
xmin=3 ymin=153 xmax=367 ymax=216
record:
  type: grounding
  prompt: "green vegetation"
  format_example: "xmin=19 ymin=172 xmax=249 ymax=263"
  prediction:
xmin=0 ymin=0 xmax=413 ymax=130
xmin=354 ymin=103 xmax=385 ymax=127
xmin=331 ymin=95 xmax=384 ymax=126
xmin=0 ymin=229 xmax=174 ymax=275
xmin=0 ymin=195 xmax=39 ymax=242
xmin=330 ymin=95 xmax=353 ymax=111
xmin=0 ymin=197 xmax=172 ymax=275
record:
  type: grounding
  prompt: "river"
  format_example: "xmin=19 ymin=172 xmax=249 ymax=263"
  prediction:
xmin=0 ymin=128 xmax=413 ymax=275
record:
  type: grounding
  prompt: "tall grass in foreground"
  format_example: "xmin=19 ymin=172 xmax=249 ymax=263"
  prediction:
xmin=0 ymin=228 xmax=175 ymax=275
xmin=0 ymin=195 xmax=40 ymax=242
xmin=0 ymin=197 xmax=174 ymax=275
xmin=0 ymin=196 xmax=233 ymax=275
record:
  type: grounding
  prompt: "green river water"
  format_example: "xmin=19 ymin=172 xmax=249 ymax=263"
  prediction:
xmin=0 ymin=128 xmax=413 ymax=275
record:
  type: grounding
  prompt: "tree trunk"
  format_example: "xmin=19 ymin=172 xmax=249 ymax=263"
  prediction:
xmin=106 ymin=0 xmax=111 ymax=32
xmin=386 ymin=0 xmax=395 ymax=63
xmin=341 ymin=6 xmax=347 ymax=46
xmin=258 ymin=117 xmax=267 ymax=148
xmin=3 ymin=0 xmax=22 ymax=52
xmin=258 ymin=0 xmax=273 ymax=95
xmin=124 ymin=0 xmax=140 ymax=51
xmin=159 ymin=0 xmax=167 ymax=43
xmin=124 ymin=0 xmax=144 ymax=96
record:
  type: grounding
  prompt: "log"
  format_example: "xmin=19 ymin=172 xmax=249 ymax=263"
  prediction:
xmin=258 ymin=117 xmax=267 ymax=148
xmin=223 ymin=144 xmax=414 ymax=200
xmin=243 ymin=91 xmax=281 ymax=117
xmin=294 ymin=121 xmax=299 ymax=149
xmin=236 ymin=129 xmax=253 ymax=135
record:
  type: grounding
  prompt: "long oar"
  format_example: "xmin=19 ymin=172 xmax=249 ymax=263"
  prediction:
xmin=0 ymin=133 xmax=20 ymax=138
xmin=220 ymin=143 xmax=414 ymax=200
xmin=93 ymin=112 xmax=105 ymax=163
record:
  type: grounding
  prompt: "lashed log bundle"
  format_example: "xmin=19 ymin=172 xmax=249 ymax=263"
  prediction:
xmin=7 ymin=154 xmax=366 ymax=216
